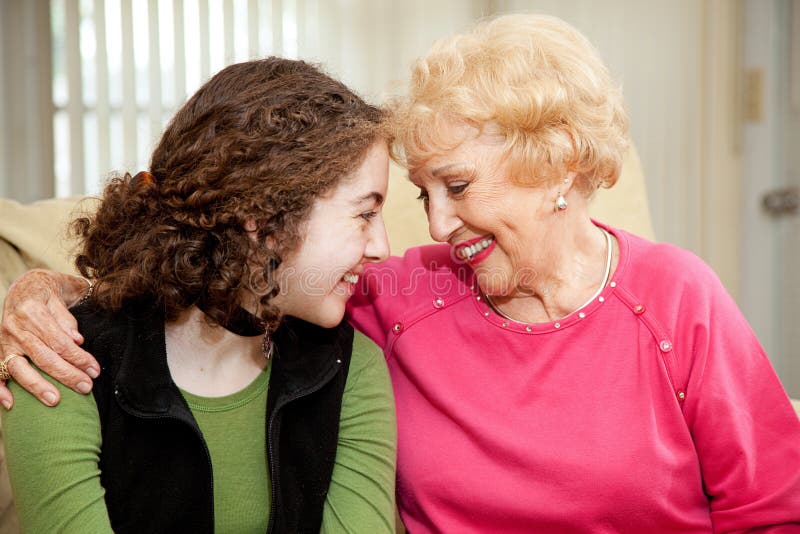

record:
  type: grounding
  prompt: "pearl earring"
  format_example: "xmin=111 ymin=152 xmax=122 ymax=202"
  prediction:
xmin=555 ymin=177 xmax=570 ymax=211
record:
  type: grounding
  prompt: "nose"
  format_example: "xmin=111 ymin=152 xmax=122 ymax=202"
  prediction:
xmin=426 ymin=198 xmax=461 ymax=243
xmin=365 ymin=214 xmax=390 ymax=262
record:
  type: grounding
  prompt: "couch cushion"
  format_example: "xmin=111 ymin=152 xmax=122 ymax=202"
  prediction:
xmin=0 ymin=197 xmax=98 ymax=275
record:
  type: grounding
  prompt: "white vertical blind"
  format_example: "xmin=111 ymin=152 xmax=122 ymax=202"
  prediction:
xmin=223 ymin=0 xmax=234 ymax=64
xmin=296 ymin=0 xmax=306 ymax=57
xmin=148 ymin=0 xmax=163 ymax=142
xmin=272 ymin=0 xmax=283 ymax=56
xmin=65 ymin=0 xmax=84 ymax=193
xmin=94 ymin=0 xmax=110 ymax=181
xmin=199 ymin=0 xmax=211 ymax=82
xmin=174 ymin=0 xmax=186 ymax=105
xmin=248 ymin=0 xmax=260 ymax=58
xmin=55 ymin=0 xmax=303 ymax=194
xmin=120 ymin=0 xmax=137 ymax=170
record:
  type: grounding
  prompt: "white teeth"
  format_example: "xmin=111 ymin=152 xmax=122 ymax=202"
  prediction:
xmin=457 ymin=236 xmax=494 ymax=260
xmin=342 ymin=273 xmax=359 ymax=284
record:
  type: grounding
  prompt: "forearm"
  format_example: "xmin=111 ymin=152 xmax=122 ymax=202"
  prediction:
xmin=682 ymin=285 xmax=800 ymax=529
xmin=321 ymin=334 xmax=397 ymax=533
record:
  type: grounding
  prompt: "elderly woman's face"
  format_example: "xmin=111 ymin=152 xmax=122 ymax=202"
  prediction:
xmin=410 ymin=129 xmax=561 ymax=297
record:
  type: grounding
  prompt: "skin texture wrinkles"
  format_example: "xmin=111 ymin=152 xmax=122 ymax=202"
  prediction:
xmin=410 ymin=125 xmax=616 ymax=323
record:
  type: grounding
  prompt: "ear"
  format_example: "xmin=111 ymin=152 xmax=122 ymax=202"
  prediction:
xmin=549 ymin=171 xmax=576 ymax=192
xmin=561 ymin=171 xmax=578 ymax=194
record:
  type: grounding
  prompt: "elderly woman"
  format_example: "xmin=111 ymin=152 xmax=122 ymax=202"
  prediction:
xmin=2 ymin=14 xmax=800 ymax=533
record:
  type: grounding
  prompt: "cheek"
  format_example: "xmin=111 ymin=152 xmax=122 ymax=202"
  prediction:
xmin=462 ymin=192 xmax=508 ymax=230
xmin=272 ymin=263 xmax=299 ymax=301
xmin=495 ymin=193 xmax=539 ymax=235
xmin=309 ymin=237 xmax=366 ymax=280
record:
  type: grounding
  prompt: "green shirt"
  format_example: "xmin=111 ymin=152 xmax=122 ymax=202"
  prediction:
xmin=180 ymin=366 xmax=272 ymax=533
xmin=3 ymin=331 xmax=396 ymax=533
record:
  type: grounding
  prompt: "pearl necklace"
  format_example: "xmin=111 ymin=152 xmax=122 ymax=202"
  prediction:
xmin=485 ymin=228 xmax=613 ymax=324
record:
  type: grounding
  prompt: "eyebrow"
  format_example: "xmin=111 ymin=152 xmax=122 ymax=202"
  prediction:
xmin=431 ymin=162 xmax=471 ymax=177
xmin=352 ymin=192 xmax=384 ymax=206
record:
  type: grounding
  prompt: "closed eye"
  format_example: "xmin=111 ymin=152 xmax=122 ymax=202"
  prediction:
xmin=447 ymin=183 xmax=468 ymax=195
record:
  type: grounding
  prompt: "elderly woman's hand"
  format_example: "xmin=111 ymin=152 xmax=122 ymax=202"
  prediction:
xmin=0 ymin=269 xmax=100 ymax=409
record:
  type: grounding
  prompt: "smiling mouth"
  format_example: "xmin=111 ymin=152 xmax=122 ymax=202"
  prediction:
xmin=342 ymin=272 xmax=359 ymax=284
xmin=456 ymin=235 xmax=495 ymax=261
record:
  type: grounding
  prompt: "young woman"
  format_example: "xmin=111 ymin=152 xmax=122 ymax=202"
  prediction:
xmin=1 ymin=57 xmax=397 ymax=533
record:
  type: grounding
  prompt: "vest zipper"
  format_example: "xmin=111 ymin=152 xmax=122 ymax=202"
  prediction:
xmin=266 ymin=361 xmax=341 ymax=534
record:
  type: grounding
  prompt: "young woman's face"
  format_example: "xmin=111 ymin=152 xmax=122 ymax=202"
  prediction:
xmin=272 ymin=142 xmax=390 ymax=327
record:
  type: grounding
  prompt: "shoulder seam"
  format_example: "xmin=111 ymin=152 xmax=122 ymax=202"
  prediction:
xmin=614 ymin=284 xmax=686 ymax=406
xmin=384 ymin=290 xmax=474 ymax=357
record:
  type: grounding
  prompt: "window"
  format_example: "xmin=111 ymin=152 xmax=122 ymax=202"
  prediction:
xmin=50 ymin=0 xmax=302 ymax=196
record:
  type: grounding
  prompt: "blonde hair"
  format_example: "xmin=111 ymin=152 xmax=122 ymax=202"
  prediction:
xmin=388 ymin=14 xmax=630 ymax=194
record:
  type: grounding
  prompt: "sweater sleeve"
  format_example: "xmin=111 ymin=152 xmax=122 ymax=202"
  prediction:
xmin=347 ymin=262 xmax=396 ymax=350
xmin=321 ymin=332 xmax=397 ymax=534
xmin=675 ymin=260 xmax=800 ymax=532
xmin=2 ymin=372 xmax=114 ymax=533
xmin=348 ymin=244 xmax=458 ymax=352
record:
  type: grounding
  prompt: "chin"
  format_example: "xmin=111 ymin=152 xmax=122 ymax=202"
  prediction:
xmin=304 ymin=306 xmax=347 ymax=329
xmin=314 ymin=316 xmax=344 ymax=328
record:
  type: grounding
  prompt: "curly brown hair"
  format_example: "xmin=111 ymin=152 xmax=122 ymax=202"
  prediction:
xmin=72 ymin=57 xmax=386 ymax=330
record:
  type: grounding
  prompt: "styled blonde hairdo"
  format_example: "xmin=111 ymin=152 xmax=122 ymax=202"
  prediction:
xmin=388 ymin=14 xmax=630 ymax=195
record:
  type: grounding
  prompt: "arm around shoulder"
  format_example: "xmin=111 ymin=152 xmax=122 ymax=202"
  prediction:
xmin=0 ymin=269 xmax=101 ymax=409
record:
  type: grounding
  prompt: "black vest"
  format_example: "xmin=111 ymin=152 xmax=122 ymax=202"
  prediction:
xmin=73 ymin=302 xmax=354 ymax=533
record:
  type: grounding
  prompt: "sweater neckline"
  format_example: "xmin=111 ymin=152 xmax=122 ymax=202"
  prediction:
xmin=180 ymin=366 xmax=270 ymax=412
xmin=470 ymin=221 xmax=629 ymax=334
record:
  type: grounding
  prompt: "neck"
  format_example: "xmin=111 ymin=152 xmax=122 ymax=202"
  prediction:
xmin=489 ymin=215 xmax=617 ymax=323
xmin=165 ymin=305 xmax=268 ymax=397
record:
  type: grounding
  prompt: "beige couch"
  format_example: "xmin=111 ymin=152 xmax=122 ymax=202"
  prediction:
xmin=0 ymin=151 xmax=795 ymax=532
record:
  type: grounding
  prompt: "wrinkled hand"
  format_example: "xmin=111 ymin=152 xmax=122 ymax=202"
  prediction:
xmin=0 ymin=269 xmax=100 ymax=409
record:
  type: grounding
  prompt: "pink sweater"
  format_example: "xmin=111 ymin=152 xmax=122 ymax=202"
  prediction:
xmin=347 ymin=225 xmax=800 ymax=533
